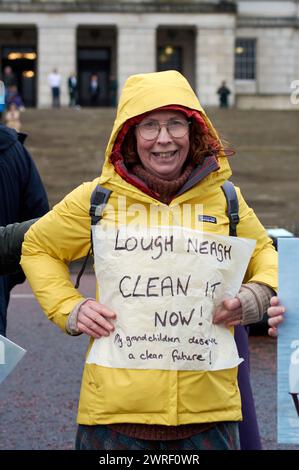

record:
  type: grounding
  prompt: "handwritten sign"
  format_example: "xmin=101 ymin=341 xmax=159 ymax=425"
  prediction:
xmin=87 ymin=225 xmax=255 ymax=371
xmin=277 ymin=238 xmax=299 ymax=444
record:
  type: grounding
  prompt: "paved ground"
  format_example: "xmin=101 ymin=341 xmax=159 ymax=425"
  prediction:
xmin=0 ymin=278 xmax=298 ymax=450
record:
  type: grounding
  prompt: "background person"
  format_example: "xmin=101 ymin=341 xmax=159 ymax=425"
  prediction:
xmin=0 ymin=81 xmax=5 ymax=121
xmin=89 ymin=73 xmax=100 ymax=106
xmin=0 ymin=66 xmax=17 ymax=122
xmin=217 ymin=81 xmax=231 ymax=108
xmin=2 ymin=66 xmax=17 ymax=89
xmin=6 ymin=85 xmax=25 ymax=111
xmin=4 ymin=102 xmax=21 ymax=132
xmin=21 ymin=70 xmax=277 ymax=450
xmin=48 ymin=69 xmax=61 ymax=108
xmin=0 ymin=124 xmax=49 ymax=336
xmin=68 ymin=73 xmax=78 ymax=108
xmin=0 ymin=220 xmax=37 ymax=276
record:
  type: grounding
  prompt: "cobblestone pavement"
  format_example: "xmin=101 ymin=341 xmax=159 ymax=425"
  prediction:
xmin=1 ymin=276 xmax=298 ymax=450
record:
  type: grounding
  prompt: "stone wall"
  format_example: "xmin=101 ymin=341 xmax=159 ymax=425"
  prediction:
xmin=0 ymin=1 xmax=298 ymax=109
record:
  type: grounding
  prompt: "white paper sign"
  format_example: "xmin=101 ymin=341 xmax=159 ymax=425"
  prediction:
xmin=0 ymin=335 xmax=26 ymax=384
xmin=87 ymin=225 xmax=255 ymax=371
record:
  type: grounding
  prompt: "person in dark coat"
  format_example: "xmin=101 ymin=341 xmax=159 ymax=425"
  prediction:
xmin=89 ymin=74 xmax=100 ymax=106
xmin=235 ymin=325 xmax=262 ymax=449
xmin=0 ymin=219 xmax=36 ymax=276
xmin=2 ymin=66 xmax=17 ymax=89
xmin=217 ymin=81 xmax=231 ymax=108
xmin=0 ymin=124 xmax=49 ymax=336
xmin=67 ymin=73 xmax=78 ymax=107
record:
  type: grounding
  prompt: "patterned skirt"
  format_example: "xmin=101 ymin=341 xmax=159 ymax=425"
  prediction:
xmin=75 ymin=422 xmax=240 ymax=450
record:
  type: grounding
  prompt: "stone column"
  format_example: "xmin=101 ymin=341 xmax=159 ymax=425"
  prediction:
xmin=196 ymin=24 xmax=235 ymax=107
xmin=117 ymin=25 xmax=156 ymax=98
xmin=38 ymin=24 xmax=76 ymax=107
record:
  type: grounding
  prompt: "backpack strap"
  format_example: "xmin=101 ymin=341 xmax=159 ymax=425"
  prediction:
xmin=75 ymin=184 xmax=112 ymax=288
xmin=90 ymin=184 xmax=112 ymax=226
xmin=221 ymin=180 xmax=240 ymax=237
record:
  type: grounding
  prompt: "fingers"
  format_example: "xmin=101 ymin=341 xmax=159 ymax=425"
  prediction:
xmin=268 ymin=314 xmax=284 ymax=329
xmin=267 ymin=297 xmax=285 ymax=338
xmin=213 ymin=297 xmax=242 ymax=326
xmin=268 ymin=326 xmax=278 ymax=338
xmin=77 ymin=300 xmax=117 ymax=339
xmin=268 ymin=305 xmax=285 ymax=318
xmin=269 ymin=296 xmax=280 ymax=307
xmin=223 ymin=298 xmax=241 ymax=311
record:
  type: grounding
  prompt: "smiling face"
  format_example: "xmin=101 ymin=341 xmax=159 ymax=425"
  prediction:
xmin=134 ymin=110 xmax=190 ymax=181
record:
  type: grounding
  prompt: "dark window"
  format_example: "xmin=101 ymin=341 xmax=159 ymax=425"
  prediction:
xmin=77 ymin=47 xmax=111 ymax=106
xmin=1 ymin=45 xmax=37 ymax=106
xmin=235 ymin=38 xmax=256 ymax=80
xmin=77 ymin=48 xmax=109 ymax=61
xmin=157 ymin=46 xmax=182 ymax=73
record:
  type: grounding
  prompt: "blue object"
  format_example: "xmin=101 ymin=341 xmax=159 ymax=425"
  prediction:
xmin=267 ymin=228 xmax=294 ymax=250
xmin=0 ymin=334 xmax=26 ymax=383
xmin=277 ymin=238 xmax=299 ymax=444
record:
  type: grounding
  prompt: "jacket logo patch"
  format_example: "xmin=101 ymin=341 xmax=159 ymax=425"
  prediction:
xmin=198 ymin=215 xmax=217 ymax=224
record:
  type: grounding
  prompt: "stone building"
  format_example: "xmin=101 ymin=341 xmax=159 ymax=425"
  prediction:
xmin=0 ymin=0 xmax=298 ymax=109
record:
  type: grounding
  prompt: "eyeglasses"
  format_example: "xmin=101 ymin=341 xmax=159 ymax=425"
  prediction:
xmin=136 ymin=119 xmax=191 ymax=140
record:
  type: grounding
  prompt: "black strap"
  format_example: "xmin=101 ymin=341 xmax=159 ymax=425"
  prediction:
xmin=74 ymin=247 xmax=92 ymax=289
xmin=75 ymin=184 xmax=112 ymax=288
xmin=90 ymin=185 xmax=112 ymax=226
xmin=221 ymin=180 xmax=240 ymax=237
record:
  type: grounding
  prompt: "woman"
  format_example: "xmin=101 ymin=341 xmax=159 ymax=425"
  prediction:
xmin=5 ymin=102 xmax=21 ymax=132
xmin=21 ymin=70 xmax=277 ymax=450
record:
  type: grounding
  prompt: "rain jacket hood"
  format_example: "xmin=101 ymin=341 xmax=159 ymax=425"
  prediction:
xmin=100 ymin=70 xmax=231 ymax=190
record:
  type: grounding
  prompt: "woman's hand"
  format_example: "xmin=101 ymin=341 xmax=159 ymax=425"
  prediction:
xmin=213 ymin=297 xmax=242 ymax=327
xmin=267 ymin=296 xmax=285 ymax=338
xmin=77 ymin=299 xmax=117 ymax=338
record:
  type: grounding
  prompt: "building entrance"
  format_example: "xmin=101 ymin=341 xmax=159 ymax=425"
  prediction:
xmin=77 ymin=47 xmax=111 ymax=106
xmin=157 ymin=27 xmax=195 ymax=90
xmin=77 ymin=27 xmax=117 ymax=107
xmin=0 ymin=27 xmax=37 ymax=107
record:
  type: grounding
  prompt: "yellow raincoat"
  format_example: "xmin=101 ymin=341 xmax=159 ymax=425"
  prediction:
xmin=21 ymin=71 xmax=277 ymax=425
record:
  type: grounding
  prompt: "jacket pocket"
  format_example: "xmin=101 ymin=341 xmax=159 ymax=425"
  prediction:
xmin=178 ymin=369 xmax=238 ymax=414
xmin=86 ymin=365 xmax=170 ymax=415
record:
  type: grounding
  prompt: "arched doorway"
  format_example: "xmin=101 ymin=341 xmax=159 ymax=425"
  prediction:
xmin=0 ymin=26 xmax=37 ymax=107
